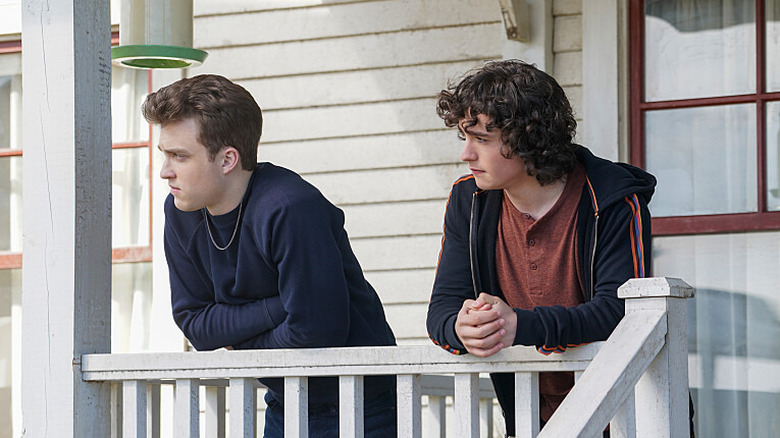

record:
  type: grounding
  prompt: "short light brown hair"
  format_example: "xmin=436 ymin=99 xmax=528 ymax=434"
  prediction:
xmin=142 ymin=74 xmax=262 ymax=171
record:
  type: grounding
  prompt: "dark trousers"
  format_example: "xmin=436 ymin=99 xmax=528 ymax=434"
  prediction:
xmin=263 ymin=389 xmax=397 ymax=438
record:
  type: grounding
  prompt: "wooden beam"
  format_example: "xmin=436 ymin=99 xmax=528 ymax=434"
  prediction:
xmin=20 ymin=0 xmax=112 ymax=436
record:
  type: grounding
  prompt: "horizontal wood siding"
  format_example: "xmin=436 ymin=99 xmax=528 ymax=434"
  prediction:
xmin=191 ymin=0 xmax=504 ymax=342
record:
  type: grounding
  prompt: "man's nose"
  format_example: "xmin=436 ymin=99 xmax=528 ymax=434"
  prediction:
xmin=160 ymin=160 xmax=173 ymax=179
xmin=460 ymin=139 xmax=476 ymax=162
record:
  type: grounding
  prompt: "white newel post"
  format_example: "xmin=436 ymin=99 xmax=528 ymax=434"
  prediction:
xmin=21 ymin=0 xmax=113 ymax=436
xmin=618 ymin=277 xmax=694 ymax=438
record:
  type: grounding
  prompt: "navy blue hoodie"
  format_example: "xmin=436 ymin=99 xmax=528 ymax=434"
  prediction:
xmin=426 ymin=146 xmax=656 ymax=433
xmin=164 ymin=162 xmax=396 ymax=404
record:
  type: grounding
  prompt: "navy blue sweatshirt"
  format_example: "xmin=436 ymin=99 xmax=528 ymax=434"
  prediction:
xmin=164 ymin=162 xmax=396 ymax=403
xmin=426 ymin=146 xmax=656 ymax=433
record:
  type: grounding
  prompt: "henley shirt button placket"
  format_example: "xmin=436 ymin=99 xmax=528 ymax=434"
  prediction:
xmin=530 ymin=263 xmax=537 ymax=270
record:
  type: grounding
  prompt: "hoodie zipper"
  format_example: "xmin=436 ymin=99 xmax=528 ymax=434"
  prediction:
xmin=469 ymin=191 xmax=479 ymax=298
xmin=588 ymin=214 xmax=599 ymax=302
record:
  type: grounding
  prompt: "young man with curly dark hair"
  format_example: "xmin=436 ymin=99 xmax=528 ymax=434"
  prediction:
xmin=425 ymin=60 xmax=657 ymax=436
xmin=144 ymin=74 xmax=397 ymax=437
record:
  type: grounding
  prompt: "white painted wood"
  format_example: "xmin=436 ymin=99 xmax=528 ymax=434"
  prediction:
xmin=502 ymin=0 xmax=553 ymax=72
xmin=260 ymin=99 xmax=443 ymax=144
xmin=339 ymin=375 xmax=364 ymax=437
xmin=149 ymin=383 xmax=161 ymax=438
xmin=242 ymin=61 xmax=482 ymax=111
xmin=258 ymin=131 xmax=460 ymax=174
xmin=112 ymin=383 xmax=124 ymax=438
xmin=425 ymin=396 xmax=446 ymax=438
xmin=365 ymin=269 xmax=437 ymax=306
xmin=397 ymin=374 xmax=422 ymax=438
xmin=618 ymin=277 xmax=695 ymax=300
xmin=195 ymin=0 xmax=385 ymax=16
xmin=454 ymin=373 xmax=479 ymax=438
xmin=123 ymin=380 xmax=147 ymax=438
xmin=583 ymin=0 xmax=623 ymax=162
xmin=82 ymin=344 xmax=600 ymax=381
xmin=228 ymin=378 xmax=254 ymax=438
xmin=20 ymin=0 xmax=112 ymax=436
xmin=514 ymin=372 xmax=540 ymax=437
xmin=205 ymin=386 xmax=225 ymax=438
xmin=304 ymin=165 xmax=466 ymax=206
xmin=610 ymin=390 xmax=636 ymax=438
xmin=538 ymin=311 xmax=667 ymax=437
xmin=480 ymin=398 xmax=494 ymax=438
xmin=195 ymin=24 xmax=503 ymax=80
xmin=342 ymin=201 xmax=447 ymax=239
xmin=175 ymin=379 xmax=199 ymax=438
xmin=553 ymin=15 xmax=582 ymax=52
xmin=195 ymin=0 xmax=500 ymax=48
xmin=285 ymin=377 xmax=308 ymax=438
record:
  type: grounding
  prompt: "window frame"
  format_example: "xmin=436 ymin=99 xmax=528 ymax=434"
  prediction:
xmin=0 ymin=32 xmax=154 ymax=270
xmin=630 ymin=0 xmax=780 ymax=235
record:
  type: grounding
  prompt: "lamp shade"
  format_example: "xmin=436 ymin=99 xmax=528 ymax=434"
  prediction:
xmin=112 ymin=0 xmax=207 ymax=69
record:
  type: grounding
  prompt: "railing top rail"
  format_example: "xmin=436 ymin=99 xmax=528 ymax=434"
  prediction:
xmin=81 ymin=343 xmax=603 ymax=381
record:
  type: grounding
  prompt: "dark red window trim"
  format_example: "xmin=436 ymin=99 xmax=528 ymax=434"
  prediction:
xmin=631 ymin=0 xmax=780 ymax=236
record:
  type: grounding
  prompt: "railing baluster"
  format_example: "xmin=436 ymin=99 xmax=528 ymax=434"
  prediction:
xmin=610 ymin=389 xmax=636 ymax=438
xmin=285 ymin=376 xmax=308 ymax=438
xmin=426 ymin=395 xmax=446 ymax=438
xmin=454 ymin=373 xmax=479 ymax=438
xmin=175 ymin=379 xmax=199 ymax=438
xmin=515 ymin=372 xmax=540 ymax=437
xmin=339 ymin=375 xmax=364 ymax=437
xmin=397 ymin=374 xmax=422 ymax=438
xmin=229 ymin=378 xmax=255 ymax=438
xmin=206 ymin=385 xmax=226 ymax=438
xmin=123 ymin=380 xmax=147 ymax=438
xmin=148 ymin=383 xmax=161 ymax=438
xmin=111 ymin=383 xmax=124 ymax=438
xmin=480 ymin=398 xmax=493 ymax=438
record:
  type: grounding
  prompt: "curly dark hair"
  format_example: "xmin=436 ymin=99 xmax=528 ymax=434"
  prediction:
xmin=142 ymin=74 xmax=262 ymax=171
xmin=436 ymin=60 xmax=578 ymax=185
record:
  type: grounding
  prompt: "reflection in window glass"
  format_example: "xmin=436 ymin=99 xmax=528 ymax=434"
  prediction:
xmin=767 ymin=102 xmax=780 ymax=210
xmin=111 ymin=262 xmax=152 ymax=353
xmin=768 ymin=0 xmax=780 ymax=92
xmin=646 ymin=104 xmax=756 ymax=216
xmin=644 ymin=0 xmax=755 ymax=101
xmin=0 ymin=157 xmax=22 ymax=252
xmin=653 ymin=232 xmax=780 ymax=438
xmin=112 ymin=148 xmax=150 ymax=247
xmin=111 ymin=67 xmax=148 ymax=143
xmin=0 ymin=269 xmax=21 ymax=437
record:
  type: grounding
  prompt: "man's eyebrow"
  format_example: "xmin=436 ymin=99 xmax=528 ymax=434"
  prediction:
xmin=158 ymin=144 xmax=188 ymax=154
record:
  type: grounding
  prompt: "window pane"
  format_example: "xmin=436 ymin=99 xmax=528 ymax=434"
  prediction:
xmin=111 ymin=67 xmax=148 ymax=143
xmin=653 ymin=232 xmax=780 ymax=438
xmin=112 ymin=148 xmax=150 ymax=247
xmin=0 ymin=268 xmax=20 ymax=437
xmin=646 ymin=104 xmax=757 ymax=216
xmin=111 ymin=262 xmax=152 ymax=353
xmin=645 ymin=0 xmax=755 ymax=101
xmin=767 ymin=101 xmax=780 ymax=210
xmin=769 ymin=1 xmax=780 ymax=92
xmin=0 ymin=157 xmax=22 ymax=252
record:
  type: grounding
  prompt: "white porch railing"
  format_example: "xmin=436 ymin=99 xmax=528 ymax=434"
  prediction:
xmin=81 ymin=277 xmax=693 ymax=437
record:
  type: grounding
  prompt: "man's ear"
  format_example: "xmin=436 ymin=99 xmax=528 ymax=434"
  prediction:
xmin=221 ymin=147 xmax=241 ymax=174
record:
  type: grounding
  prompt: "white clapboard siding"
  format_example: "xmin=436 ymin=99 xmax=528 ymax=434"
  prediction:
xmin=190 ymin=0 xmax=505 ymax=342
xmin=364 ymin=269 xmax=437 ymax=305
xmin=194 ymin=0 xmax=501 ymax=48
xmin=260 ymin=98 xmax=442 ymax=143
xmin=351 ymin=235 xmax=442 ymax=272
xmin=238 ymin=61 xmax=483 ymax=110
xmin=259 ymin=130 xmax=461 ymax=174
xmin=191 ymin=23 xmax=503 ymax=79
xmin=341 ymin=200 xmax=446 ymax=238
xmin=301 ymin=164 xmax=466 ymax=205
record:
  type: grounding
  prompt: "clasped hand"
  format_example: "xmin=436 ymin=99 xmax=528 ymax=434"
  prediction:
xmin=454 ymin=293 xmax=517 ymax=357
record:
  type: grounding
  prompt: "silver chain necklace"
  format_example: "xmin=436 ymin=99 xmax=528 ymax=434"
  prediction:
xmin=203 ymin=201 xmax=243 ymax=251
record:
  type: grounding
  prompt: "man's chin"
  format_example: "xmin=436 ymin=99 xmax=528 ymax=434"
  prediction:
xmin=173 ymin=199 xmax=200 ymax=212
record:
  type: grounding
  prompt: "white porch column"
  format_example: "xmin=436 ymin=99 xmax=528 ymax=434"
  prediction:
xmin=21 ymin=0 xmax=113 ymax=436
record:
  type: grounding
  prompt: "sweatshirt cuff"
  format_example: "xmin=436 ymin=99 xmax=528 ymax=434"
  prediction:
xmin=513 ymin=308 xmax=544 ymax=346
